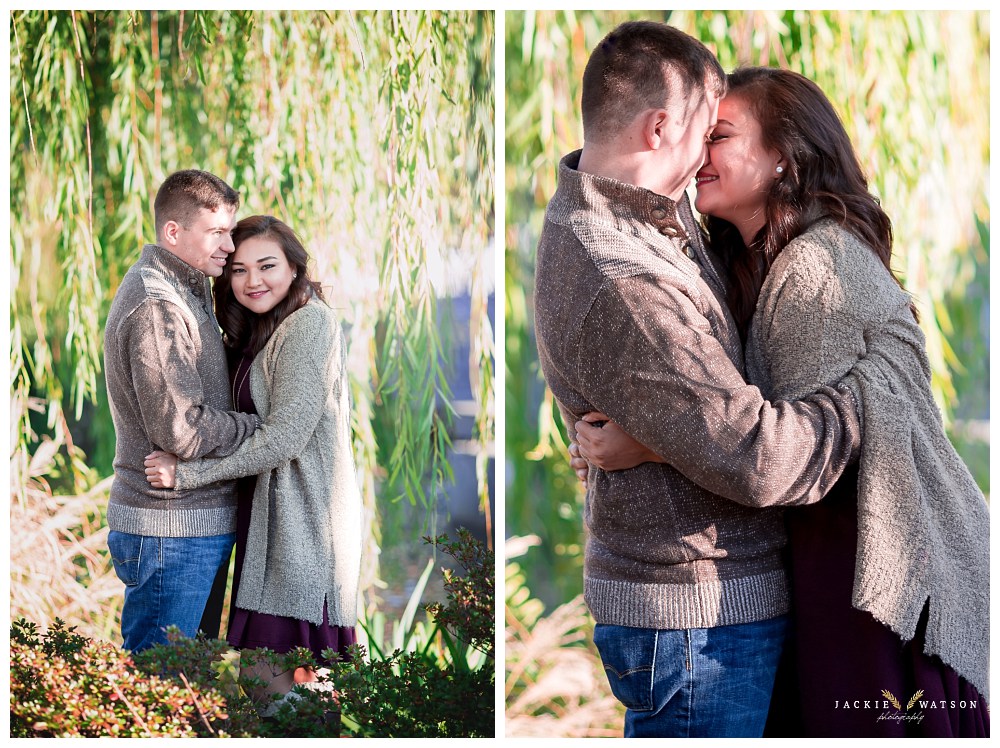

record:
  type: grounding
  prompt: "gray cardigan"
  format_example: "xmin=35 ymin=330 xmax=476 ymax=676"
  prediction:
xmin=175 ymin=299 xmax=362 ymax=627
xmin=746 ymin=218 xmax=989 ymax=701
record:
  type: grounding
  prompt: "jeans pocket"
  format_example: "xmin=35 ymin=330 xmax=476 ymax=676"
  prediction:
xmin=593 ymin=624 xmax=656 ymax=712
xmin=108 ymin=531 xmax=144 ymax=587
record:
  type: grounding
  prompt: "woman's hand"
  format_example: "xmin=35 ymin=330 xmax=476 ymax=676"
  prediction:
xmin=574 ymin=412 xmax=664 ymax=472
xmin=145 ymin=450 xmax=178 ymax=489
xmin=568 ymin=441 xmax=590 ymax=484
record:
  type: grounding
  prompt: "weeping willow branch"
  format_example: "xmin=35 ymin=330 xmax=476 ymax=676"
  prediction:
xmin=9 ymin=11 xmax=496 ymax=629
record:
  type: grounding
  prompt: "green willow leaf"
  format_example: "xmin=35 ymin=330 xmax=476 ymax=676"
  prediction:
xmin=11 ymin=11 xmax=495 ymax=621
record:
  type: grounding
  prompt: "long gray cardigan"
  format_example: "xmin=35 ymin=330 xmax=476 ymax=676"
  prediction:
xmin=746 ymin=219 xmax=989 ymax=701
xmin=175 ymin=298 xmax=362 ymax=627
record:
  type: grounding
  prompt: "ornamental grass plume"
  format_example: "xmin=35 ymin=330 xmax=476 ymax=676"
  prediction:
xmin=10 ymin=432 xmax=121 ymax=641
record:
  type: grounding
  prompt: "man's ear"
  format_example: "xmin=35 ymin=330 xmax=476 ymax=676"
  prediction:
xmin=642 ymin=108 xmax=671 ymax=151
xmin=161 ymin=220 xmax=182 ymax=247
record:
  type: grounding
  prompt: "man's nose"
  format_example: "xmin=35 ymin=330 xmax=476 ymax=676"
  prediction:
xmin=700 ymin=144 xmax=712 ymax=168
xmin=222 ymin=233 xmax=235 ymax=253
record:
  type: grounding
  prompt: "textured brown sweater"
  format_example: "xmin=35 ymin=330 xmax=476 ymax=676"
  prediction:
xmin=747 ymin=219 xmax=989 ymax=700
xmin=103 ymin=244 xmax=259 ymax=537
xmin=533 ymin=152 xmax=861 ymax=629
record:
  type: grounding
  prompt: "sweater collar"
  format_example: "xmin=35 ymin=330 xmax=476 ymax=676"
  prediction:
xmin=555 ymin=150 xmax=690 ymax=240
xmin=140 ymin=243 xmax=210 ymax=298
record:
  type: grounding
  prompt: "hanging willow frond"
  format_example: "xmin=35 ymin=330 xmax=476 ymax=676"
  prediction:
xmin=10 ymin=10 xmax=495 ymax=632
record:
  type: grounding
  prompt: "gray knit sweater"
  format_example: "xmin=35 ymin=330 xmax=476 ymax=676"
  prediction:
xmin=534 ymin=152 xmax=861 ymax=630
xmin=103 ymin=244 xmax=259 ymax=537
xmin=746 ymin=218 xmax=989 ymax=701
xmin=174 ymin=299 xmax=362 ymax=627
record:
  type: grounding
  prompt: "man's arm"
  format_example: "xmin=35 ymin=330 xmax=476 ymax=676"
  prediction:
xmin=124 ymin=300 xmax=258 ymax=460
xmin=576 ymin=275 xmax=860 ymax=508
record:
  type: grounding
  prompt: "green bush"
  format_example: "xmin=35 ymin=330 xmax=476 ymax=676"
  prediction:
xmin=425 ymin=528 xmax=495 ymax=660
xmin=10 ymin=531 xmax=495 ymax=738
xmin=326 ymin=643 xmax=494 ymax=737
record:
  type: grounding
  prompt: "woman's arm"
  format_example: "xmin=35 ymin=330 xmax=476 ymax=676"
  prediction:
xmin=750 ymin=224 xmax=880 ymax=402
xmin=170 ymin=305 xmax=341 ymax=490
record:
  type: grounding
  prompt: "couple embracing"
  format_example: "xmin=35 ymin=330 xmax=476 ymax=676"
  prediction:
xmin=533 ymin=21 xmax=988 ymax=738
xmin=104 ymin=170 xmax=362 ymax=708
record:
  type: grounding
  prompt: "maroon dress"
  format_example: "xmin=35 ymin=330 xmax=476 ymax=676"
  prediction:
xmin=226 ymin=347 xmax=357 ymax=665
xmin=765 ymin=464 xmax=989 ymax=737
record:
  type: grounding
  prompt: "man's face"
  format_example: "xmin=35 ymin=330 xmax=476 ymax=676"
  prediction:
xmin=673 ymin=90 xmax=720 ymax=188
xmin=164 ymin=206 xmax=237 ymax=277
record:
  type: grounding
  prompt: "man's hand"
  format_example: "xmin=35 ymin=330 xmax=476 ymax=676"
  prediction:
xmin=575 ymin=412 xmax=664 ymax=471
xmin=145 ymin=450 xmax=179 ymax=489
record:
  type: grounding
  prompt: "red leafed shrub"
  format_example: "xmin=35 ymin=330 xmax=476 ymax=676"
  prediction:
xmin=10 ymin=619 xmax=237 ymax=737
xmin=10 ymin=531 xmax=495 ymax=738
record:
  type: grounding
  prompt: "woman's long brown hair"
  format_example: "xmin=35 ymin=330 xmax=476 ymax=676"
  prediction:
xmin=704 ymin=67 xmax=914 ymax=336
xmin=214 ymin=215 xmax=326 ymax=356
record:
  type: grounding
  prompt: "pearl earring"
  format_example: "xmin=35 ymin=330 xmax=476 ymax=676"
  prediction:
xmin=776 ymin=166 xmax=784 ymax=174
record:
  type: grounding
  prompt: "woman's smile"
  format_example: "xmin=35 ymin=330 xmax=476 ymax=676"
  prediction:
xmin=230 ymin=235 xmax=296 ymax=313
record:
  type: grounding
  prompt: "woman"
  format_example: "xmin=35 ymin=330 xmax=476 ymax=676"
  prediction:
xmin=569 ymin=68 xmax=988 ymax=737
xmin=144 ymin=215 xmax=362 ymax=708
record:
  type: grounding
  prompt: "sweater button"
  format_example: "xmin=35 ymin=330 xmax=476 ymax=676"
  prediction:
xmin=684 ymin=244 xmax=695 ymax=258
xmin=651 ymin=207 xmax=667 ymax=220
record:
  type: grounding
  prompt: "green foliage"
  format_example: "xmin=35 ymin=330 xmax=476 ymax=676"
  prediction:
xmin=425 ymin=528 xmax=495 ymax=659
xmin=10 ymin=531 xmax=495 ymax=738
xmin=10 ymin=9 xmax=494 ymax=634
xmin=504 ymin=10 xmax=990 ymax=610
xmin=327 ymin=644 xmax=494 ymax=737
xmin=330 ymin=532 xmax=494 ymax=736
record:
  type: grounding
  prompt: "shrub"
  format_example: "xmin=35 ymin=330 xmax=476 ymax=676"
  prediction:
xmin=9 ymin=531 xmax=495 ymax=738
xmin=10 ymin=618 xmax=237 ymax=737
xmin=325 ymin=643 xmax=494 ymax=737
xmin=425 ymin=528 xmax=495 ymax=660
xmin=327 ymin=531 xmax=496 ymax=737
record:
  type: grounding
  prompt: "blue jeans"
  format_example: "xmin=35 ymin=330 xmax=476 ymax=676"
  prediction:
xmin=594 ymin=615 xmax=788 ymax=737
xmin=108 ymin=531 xmax=236 ymax=653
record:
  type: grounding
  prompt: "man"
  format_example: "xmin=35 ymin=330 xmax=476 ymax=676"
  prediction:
xmin=532 ymin=22 xmax=861 ymax=737
xmin=104 ymin=170 xmax=259 ymax=653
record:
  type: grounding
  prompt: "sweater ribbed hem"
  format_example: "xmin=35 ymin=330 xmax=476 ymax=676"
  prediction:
xmin=106 ymin=501 xmax=236 ymax=538
xmin=585 ymin=569 xmax=790 ymax=629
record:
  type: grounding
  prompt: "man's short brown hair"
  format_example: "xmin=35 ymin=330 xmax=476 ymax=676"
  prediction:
xmin=581 ymin=21 xmax=726 ymax=143
xmin=153 ymin=170 xmax=240 ymax=237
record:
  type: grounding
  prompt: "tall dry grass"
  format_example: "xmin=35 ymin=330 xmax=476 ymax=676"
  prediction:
xmin=504 ymin=537 xmax=624 ymax=737
xmin=11 ymin=440 xmax=120 ymax=642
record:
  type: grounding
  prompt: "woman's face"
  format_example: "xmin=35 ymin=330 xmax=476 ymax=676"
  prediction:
xmin=694 ymin=95 xmax=781 ymax=241
xmin=229 ymin=235 xmax=296 ymax=314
